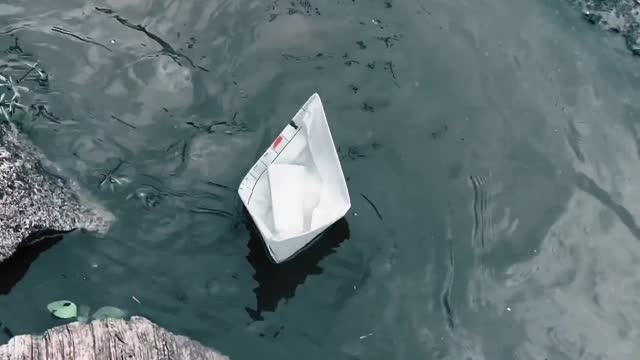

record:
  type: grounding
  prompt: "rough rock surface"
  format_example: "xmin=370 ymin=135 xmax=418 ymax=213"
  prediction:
xmin=0 ymin=119 xmax=113 ymax=262
xmin=569 ymin=0 xmax=640 ymax=55
xmin=0 ymin=316 xmax=229 ymax=360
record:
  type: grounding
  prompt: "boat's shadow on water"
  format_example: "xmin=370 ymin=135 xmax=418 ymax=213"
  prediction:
xmin=243 ymin=210 xmax=350 ymax=321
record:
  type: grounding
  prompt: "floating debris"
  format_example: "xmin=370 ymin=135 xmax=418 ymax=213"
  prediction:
xmin=51 ymin=26 xmax=112 ymax=52
xmin=362 ymin=102 xmax=375 ymax=112
xmin=0 ymin=74 xmax=29 ymax=121
xmin=384 ymin=61 xmax=397 ymax=79
xmin=47 ymin=300 xmax=78 ymax=319
xmin=98 ymin=160 xmax=130 ymax=190
xmin=0 ymin=61 xmax=48 ymax=122
xmin=94 ymin=7 xmax=209 ymax=71
xmin=110 ymin=114 xmax=136 ymax=129
xmin=361 ymin=193 xmax=383 ymax=221
xmin=376 ymin=34 xmax=403 ymax=48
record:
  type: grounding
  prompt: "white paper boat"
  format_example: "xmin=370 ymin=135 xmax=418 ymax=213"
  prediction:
xmin=238 ymin=93 xmax=351 ymax=263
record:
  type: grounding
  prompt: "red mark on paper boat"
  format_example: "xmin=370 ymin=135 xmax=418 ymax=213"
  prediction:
xmin=272 ymin=135 xmax=283 ymax=149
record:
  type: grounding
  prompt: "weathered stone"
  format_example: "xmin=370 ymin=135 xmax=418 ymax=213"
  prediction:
xmin=0 ymin=316 xmax=229 ymax=360
xmin=0 ymin=119 xmax=113 ymax=262
xmin=569 ymin=0 xmax=640 ymax=56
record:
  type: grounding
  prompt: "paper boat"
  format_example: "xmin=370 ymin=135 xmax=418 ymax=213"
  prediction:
xmin=238 ymin=93 xmax=351 ymax=263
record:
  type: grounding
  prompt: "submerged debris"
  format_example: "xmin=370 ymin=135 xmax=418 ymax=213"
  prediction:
xmin=0 ymin=62 xmax=48 ymax=122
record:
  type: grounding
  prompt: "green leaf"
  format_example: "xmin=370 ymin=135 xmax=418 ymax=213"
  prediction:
xmin=47 ymin=300 xmax=77 ymax=319
xmin=91 ymin=306 xmax=127 ymax=320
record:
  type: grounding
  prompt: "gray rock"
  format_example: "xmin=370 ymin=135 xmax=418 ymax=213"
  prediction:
xmin=0 ymin=316 xmax=229 ymax=360
xmin=569 ymin=0 xmax=640 ymax=56
xmin=0 ymin=119 xmax=113 ymax=262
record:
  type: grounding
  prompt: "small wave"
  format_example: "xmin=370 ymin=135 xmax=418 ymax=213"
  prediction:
xmin=469 ymin=174 xmax=492 ymax=250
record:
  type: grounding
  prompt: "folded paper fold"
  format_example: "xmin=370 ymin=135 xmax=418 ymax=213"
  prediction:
xmin=238 ymin=93 xmax=351 ymax=263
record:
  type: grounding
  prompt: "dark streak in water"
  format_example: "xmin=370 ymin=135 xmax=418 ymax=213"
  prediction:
xmin=16 ymin=63 xmax=36 ymax=84
xmin=140 ymin=173 xmax=164 ymax=183
xmin=31 ymin=103 xmax=62 ymax=124
xmin=376 ymin=34 xmax=402 ymax=48
xmin=180 ymin=140 xmax=188 ymax=166
xmin=481 ymin=183 xmax=487 ymax=248
xmin=362 ymin=103 xmax=375 ymax=112
xmin=110 ymin=114 xmax=136 ymax=129
xmin=470 ymin=176 xmax=480 ymax=241
xmin=196 ymin=191 xmax=225 ymax=202
xmin=469 ymin=175 xmax=488 ymax=249
xmin=6 ymin=37 xmax=22 ymax=54
xmin=442 ymin=289 xmax=453 ymax=329
xmin=431 ymin=124 xmax=448 ymax=140
xmin=470 ymin=176 xmax=484 ymax=246
xmin=441 ymin=230 xmax=455 ymax=329
xmin=98 ymin=160 xmax=125 ymax=188
xmin=137 ymin=182 xmax=189 ymax=200
xmin=204 ymin=181 xmax=232 ymax=191
xmin=575 ymin=171 xmax=640 ymax=240
xmin=189 ymin=206 xmax=235 ymax=218
xmin=33 ymin=159 xmax=67 ymax=186
xmin=0 ymin=25 xmax=30 ymax=36
xmin=94 ymin=7 xmax=208 ymax=71
xmin=95 ymin=6 xmax=115 ymax=14
xmin=338 ymin=143 xmax=381 ymax=160
xmin=167 ymin=137 xmax=191 ymax=177
xmin=50 ymin=27 xmax=112 ymax=52
xmin=166 ymin=138 xmax=184 ymax=153
xmin=384 ymin=61 xmax=400 ymax=87
xmin=384 ymin=61 xmax=397 ymax=79
xmin=282 ymin=53 xmax=328 ymax=61
xmin=186 ymin=121 xmax=202 ymax=130
xmin=360 ymin=193 xmax=383 ymax=221
xmin=566 ymin=118 xmax=585 ymax=162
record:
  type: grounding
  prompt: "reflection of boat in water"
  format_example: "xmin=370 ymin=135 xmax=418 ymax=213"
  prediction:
xmin=238 ymin=93 xmax=351 ymax=263
xmin=244 ymin=212 xmax=350 ymax=321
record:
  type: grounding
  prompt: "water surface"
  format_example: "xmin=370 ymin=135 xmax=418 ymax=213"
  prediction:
xmin=2 ymin=0 xmax=640 ymax=358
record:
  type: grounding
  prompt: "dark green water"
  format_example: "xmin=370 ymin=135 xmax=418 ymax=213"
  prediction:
xmin=2 ymin=0 xmax=640 ymax=358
